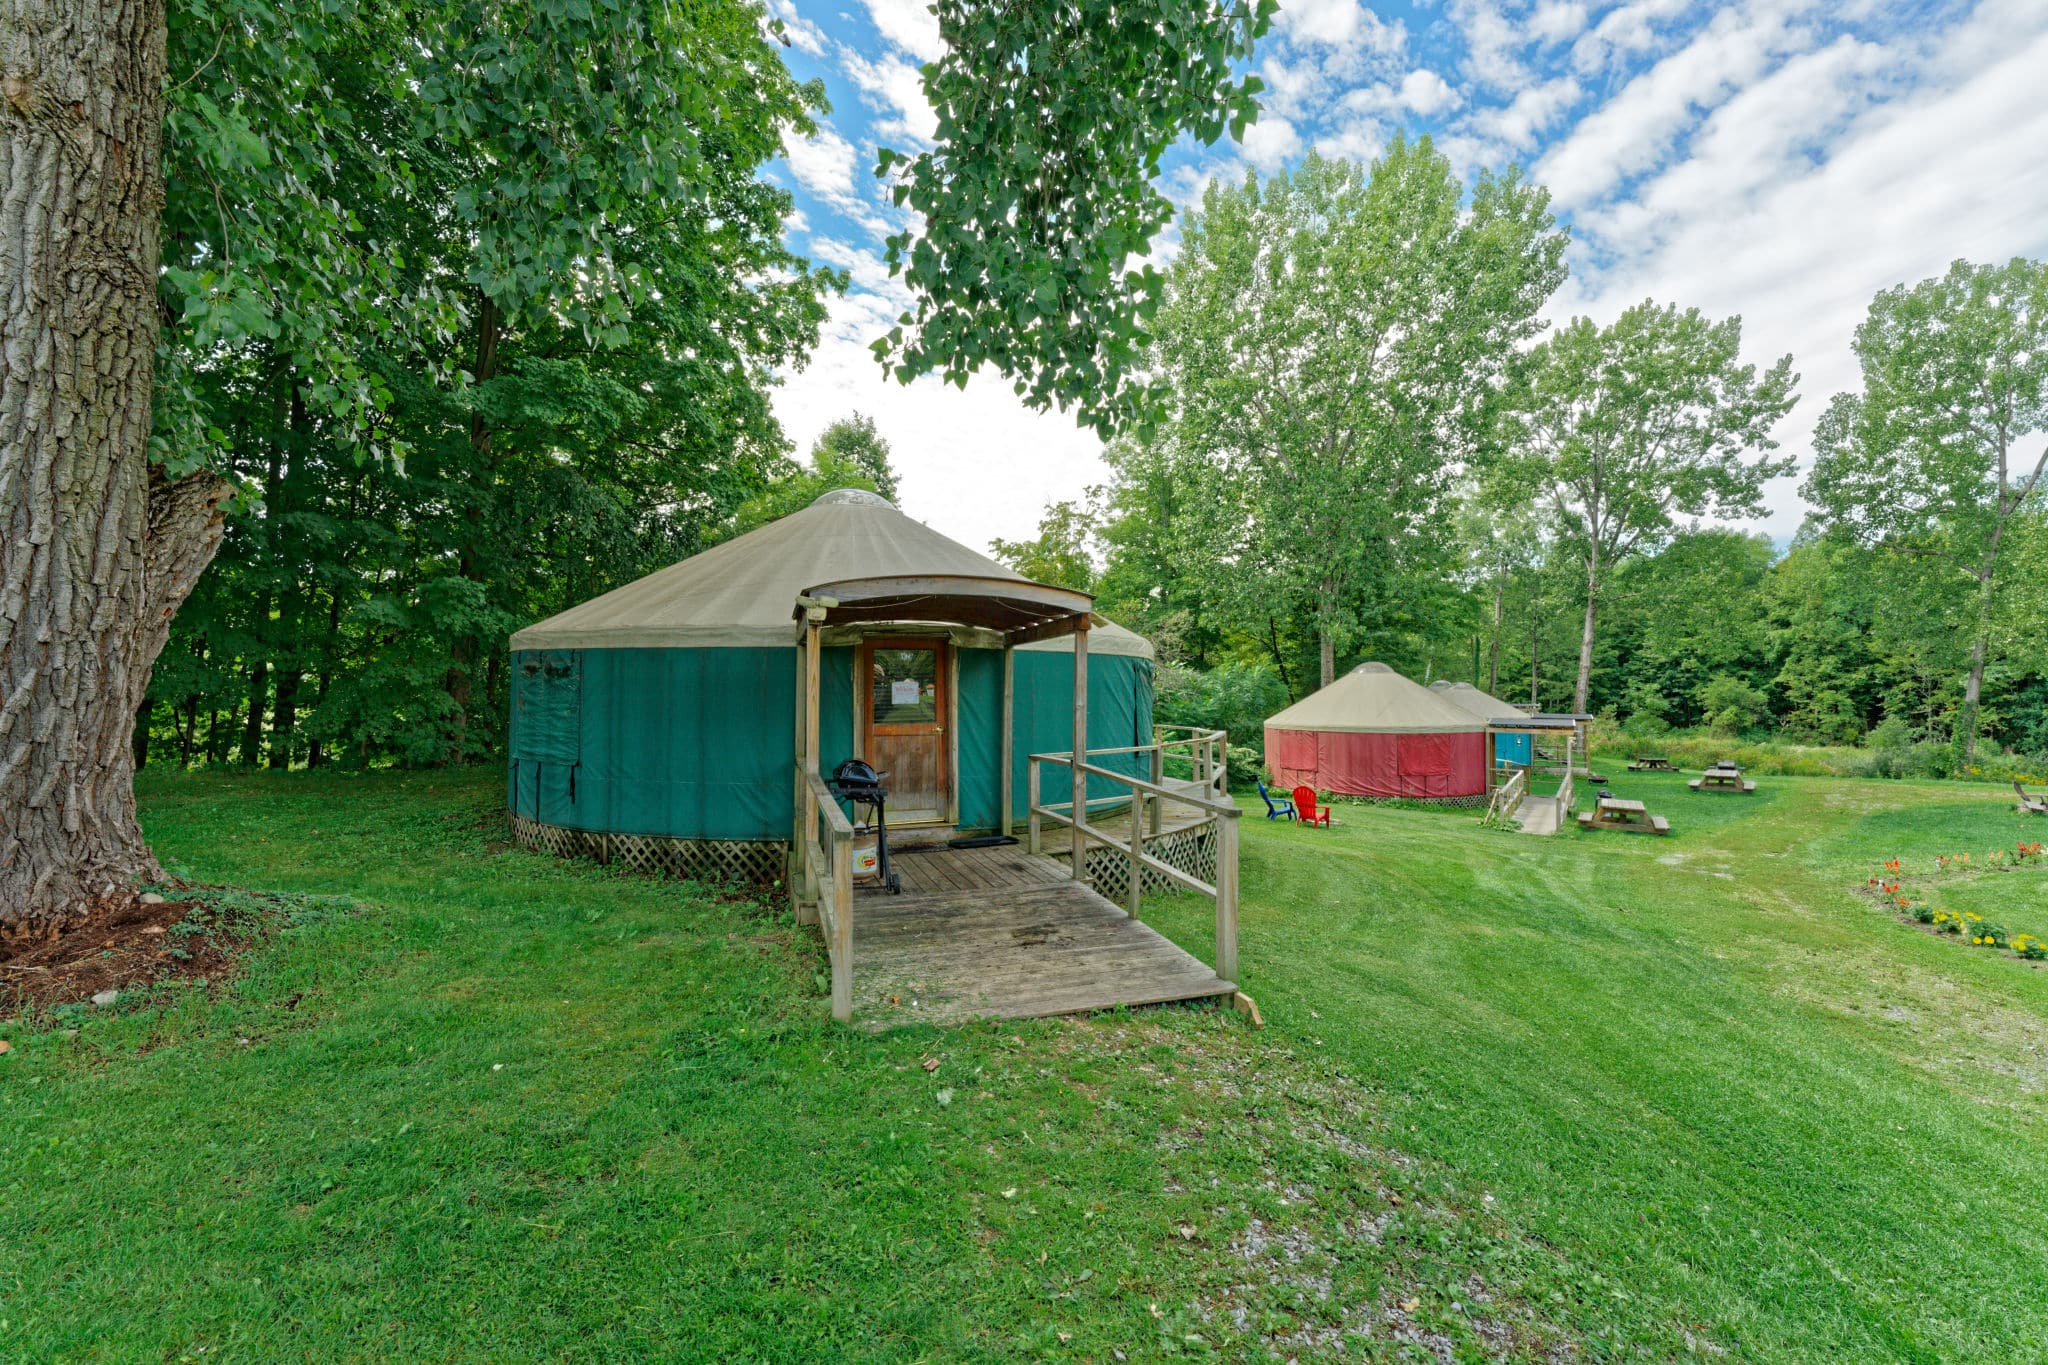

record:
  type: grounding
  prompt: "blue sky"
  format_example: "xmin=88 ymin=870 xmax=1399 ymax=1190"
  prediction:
xmin=763 ymin=0 xmax=2048 ymax=555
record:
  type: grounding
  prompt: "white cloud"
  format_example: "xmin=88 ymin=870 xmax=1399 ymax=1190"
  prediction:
xmin=783 ymin=126 xmax=859 ymax=202
xmin=841 ymin=48 xmax=938 ymax=145
xmin=1528 ymin=1 xmax=1590 ymax=45
xmin=860 ymin=0 xmax=945 ymax=62
xmin=1465 ymin=75 xmax=1584 ymax=150
xmin=1398 ymin=68 xmax=1464 ymax=116
xmin=1448 ymin=0 xmax=1535 ymax=90
xmin=1536 ymin=3 xmax=1820 ymax=208
xmin=1340 ymin=66 xmax=1468 ymax=120
xmin=1241 ymin=115 xmax=1304 ymax=171
xmin=772 ymin=291 xmax=1109 ymax=553
xmin=1315 ymin=118 xmax=1386 ymax=165
xmin=763 ymin=0 xmax=827 ymax=55
xmin=1277 ymin=0 xmax=1407 ymax=55
xmin=1569 ymin=0 xmax=1697 ymax=73
xmin=1557 ymin=0 xmax=2048 ymax=538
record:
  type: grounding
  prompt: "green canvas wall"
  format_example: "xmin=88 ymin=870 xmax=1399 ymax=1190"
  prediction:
xmin=508 ymin=645 xmax=1153 ymax=842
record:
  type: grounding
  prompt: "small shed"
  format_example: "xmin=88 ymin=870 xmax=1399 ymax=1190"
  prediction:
xmin=1264 ymin=663 xmax=1488 ymax=801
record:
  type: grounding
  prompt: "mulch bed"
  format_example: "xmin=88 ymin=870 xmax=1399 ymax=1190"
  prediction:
xmin=0 ymin=888 xmax=239 ymax=1013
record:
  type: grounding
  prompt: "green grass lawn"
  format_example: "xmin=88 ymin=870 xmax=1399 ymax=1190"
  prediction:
xmin=5 ymin=767 xmax=2046 ymax=1362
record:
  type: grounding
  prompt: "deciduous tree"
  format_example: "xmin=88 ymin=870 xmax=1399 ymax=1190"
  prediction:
xmin=874 ymin=0 xmax=1275 ymax=436
xmin=1158 ymin=141 xmax=1567 ymax=688
xmin=1804 ymin=258 xmax=2048 ymax=764
xmin=1499 ymin=301 xmax=1797 ymax=713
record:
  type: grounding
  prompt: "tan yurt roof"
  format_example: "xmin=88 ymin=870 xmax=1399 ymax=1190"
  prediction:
xmin=510 ymin=489 xmax=1151 ymax=657
xmin=1428 ymin=680 xmax=1529 ymax=725
xmin=1265 ymin=662 xmax=1485 ymax=735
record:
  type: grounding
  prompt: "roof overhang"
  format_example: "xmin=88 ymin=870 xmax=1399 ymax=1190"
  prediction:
xmin=794 ymin=574 xmax=1097 ymax=646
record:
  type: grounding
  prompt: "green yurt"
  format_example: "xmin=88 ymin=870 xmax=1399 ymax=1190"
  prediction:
xmin=506 ymin=490 xmax=1154 ymax=878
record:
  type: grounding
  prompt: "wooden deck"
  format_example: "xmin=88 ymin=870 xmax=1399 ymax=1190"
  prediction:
xmin=850 ymin=841 xmax=1235 ymax=1028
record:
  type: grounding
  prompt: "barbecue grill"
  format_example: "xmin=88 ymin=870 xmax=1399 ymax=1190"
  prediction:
xmin=827 ymin=758 xmax=901 ymax=894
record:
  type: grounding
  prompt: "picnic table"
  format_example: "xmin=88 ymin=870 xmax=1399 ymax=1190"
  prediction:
xmin=1577 ymin=796 xmax=1670 ymax=835
xmin=1689 ymin=763 xmax=1756 ymax=794
xmin=1628 ymin=755 xmax=1675 ymax=771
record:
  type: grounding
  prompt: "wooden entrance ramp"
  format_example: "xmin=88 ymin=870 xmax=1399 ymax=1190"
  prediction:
xmin=851 ymin=841 xmax=1235 ymax=1028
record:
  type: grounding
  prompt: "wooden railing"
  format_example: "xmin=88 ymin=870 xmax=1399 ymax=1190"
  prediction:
xmin=1027 ymin=745 xmax=1240 ymax=985
xmin=1554 ymin=768 xmax=1575 ymax=825
xmin=1483 ymin=766 xmax=1528 ymax=827
xmin=1153 ymin=724 xmax=1230 ymax=804
xmin=799 ymin=769 xmax=855 ymax=1021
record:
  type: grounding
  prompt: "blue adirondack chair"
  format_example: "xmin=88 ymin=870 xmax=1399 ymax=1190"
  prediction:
xmin=1257 ymin=780 xmax=1296 ymax=821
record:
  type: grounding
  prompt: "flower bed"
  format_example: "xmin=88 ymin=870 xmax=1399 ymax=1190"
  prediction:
xmin=1861 ymin=843 xmax=2045 ymax=963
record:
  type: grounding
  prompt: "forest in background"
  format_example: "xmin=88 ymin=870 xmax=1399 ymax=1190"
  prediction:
xmin=130 ymin=18 xmax=2046 ymax=787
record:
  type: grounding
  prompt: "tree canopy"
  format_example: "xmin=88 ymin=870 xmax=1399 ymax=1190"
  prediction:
xmin=1805 ymin=257 xmax=2048 ymax=762
xmin=1153 ymin=140 xmax=1567 ymax=687
xmin=874 ymin=0 xmax=1276 ymax=436
xmin=1493 ymin=301 xmax=1798 ymax=712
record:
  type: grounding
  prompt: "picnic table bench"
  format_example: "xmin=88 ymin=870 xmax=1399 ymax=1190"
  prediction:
xmin=1577 ymin=796 xmax=1670 ymax=835
xmin=1689 ymin=763 xmax=1755 ymax=794
xmin=1628 ymin=755 xmax=1675 ymax=771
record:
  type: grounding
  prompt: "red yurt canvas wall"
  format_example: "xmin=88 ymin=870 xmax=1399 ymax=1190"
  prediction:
xmin=1262 ymin=663 xmax=1489 ymax=800
xmin=1265 ymin=727 xmax=1487 ymax=798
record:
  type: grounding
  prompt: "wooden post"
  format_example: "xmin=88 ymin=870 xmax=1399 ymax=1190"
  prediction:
xmin=831 ymin=828 xmax=853 ymax=1023
xmin=1127 ymin=801 xmax=1144 ymax=921
xmin=801 ymin=613 xmax=824 ymax=925
xmin=1148 ymin=743 xmax=1163 ymax=836
xmin=1215 ymin=812 xmax=1240 ymax=984
xmin=1028 ymin=756 xmax=1041 ymax=855
xmin=1071 ymin=618 xmax=1089 ymax=882
xmin=1001 ymin=643 xmax=1015 ymax=835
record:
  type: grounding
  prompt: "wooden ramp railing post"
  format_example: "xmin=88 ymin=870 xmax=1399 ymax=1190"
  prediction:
xmin=1216 ymin=812 xmax=1239 ymax=983
xmin=1028 ymin=758 xmax=1041 ymax=854
xmin=831 ymin=819 xmax=853 ymax=1022
xmin=1148 ymin=744 xmax=1163 ymax=835
xmin=1030 ymin=733 xmax=1241 ymax=987
xmin=1071 ymin=619 xmax=1088 ymax=883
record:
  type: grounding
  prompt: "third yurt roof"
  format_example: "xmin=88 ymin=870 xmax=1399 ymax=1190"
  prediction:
xmin=1265 ymin=663 xmax=1486 ymax=735
xmin=1428 ymin=680 xmax=1530 ymax=725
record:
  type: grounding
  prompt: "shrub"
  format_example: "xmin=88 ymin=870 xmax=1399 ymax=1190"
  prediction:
xmin=1154 ymin=661 xmax=1289 ymax=755
xmin=1224 ymin=744 xmax=1264 ymax=788
xmin=2015 ymin=934 xmax=2048 ymax=962
xmin=1698 ymin=675 xmax=1772 ymax=736
xmin=1971 ymin=919 xmax=2011 ymax=949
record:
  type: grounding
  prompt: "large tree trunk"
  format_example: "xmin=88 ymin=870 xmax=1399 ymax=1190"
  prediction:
xmin=1487 ymin=572 xmax=1504 ymax=697
xmin=445 ymin=294 xmax=501 ymax=761
xmin=0 ymin=0 xmax=228 ymax=926
xmin=1955 ymin=567 xmax=1998 ymax=767
xmin=1573 ymin=548 xmax=1600 ymax=715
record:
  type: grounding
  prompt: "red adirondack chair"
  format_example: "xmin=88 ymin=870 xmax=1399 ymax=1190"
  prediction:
xmin=1293 ymin=785 xmax=1331 ymax=828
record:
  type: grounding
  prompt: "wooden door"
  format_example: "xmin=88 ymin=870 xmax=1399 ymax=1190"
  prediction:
xmin=862 ymin=639 xmax=950 ymax=824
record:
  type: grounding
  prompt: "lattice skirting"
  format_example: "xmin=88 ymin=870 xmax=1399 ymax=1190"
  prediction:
xmin=1083 ymin=823 xmax=1219 ymax=898
xmin=511 ymin=815 xmax=788 ymax=886
xmin=1331 ymin=792 xmax=1489 ymax=810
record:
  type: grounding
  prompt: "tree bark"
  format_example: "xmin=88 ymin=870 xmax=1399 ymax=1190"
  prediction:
xmin=445 ymin=293 xmax=501 ymax=761
xmin=1955 ymin=567 xmax=1997 ymax=767
xmin=240 ymin=657 xmax=269 ymax=763
xmin=1574 ymin=547 xmax=1600 ymax=715
xmin=0 ymin=0 xmax=229 ymax=926
xmin=1487 ymin=572 xmax=1504 ymax=698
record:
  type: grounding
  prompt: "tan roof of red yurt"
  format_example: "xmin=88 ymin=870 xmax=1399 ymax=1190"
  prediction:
xmin=1266 ymin=663 xmax=1486 ymax=735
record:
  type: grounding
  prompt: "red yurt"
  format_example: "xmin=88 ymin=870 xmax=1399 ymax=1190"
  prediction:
xmin=1264 ymin=662 xmax=1488 ymax=800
